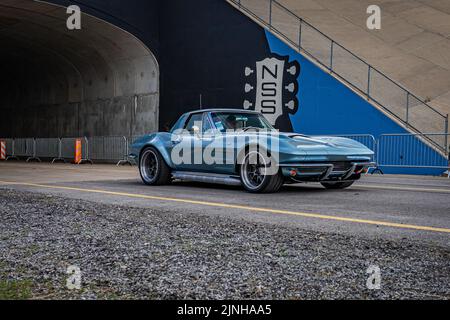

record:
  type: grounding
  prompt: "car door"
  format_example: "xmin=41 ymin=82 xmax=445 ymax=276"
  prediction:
xmin=180 ymin=112 xmax=231 ymax=174
xmin=200 ymin=112 xmax=225 ymax=173
xmin=202 ymin=112 xmax=237 ymax=175
xmin=172 ymin=112 xmax=204 ymax=171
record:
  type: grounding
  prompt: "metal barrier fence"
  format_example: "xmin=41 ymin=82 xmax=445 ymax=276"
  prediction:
xmin=89 ymin=136 xmax=131 ymax=165
xmin=228 ymin=0 xmax=449 ymax=150
xmin=1 ymin=134 xmax=449 ymax=175
xmin=35 ymin=138 xmax=60 ymax=161
xmin=12 ymin=138 xmax=37 ymax=161
xmin=377 ymin=134 xmax=450 ymax=170
xmin=60 ymin=137 xmax=91 ymax=164
xmin=1 ymin=137 xmax=131 ymax=166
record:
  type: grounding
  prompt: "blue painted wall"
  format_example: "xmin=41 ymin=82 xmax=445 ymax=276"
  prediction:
xmin=265 ymin=31 xmax=447 ymax=175
xmin=265 ymin=31 xmax=407 ymax=137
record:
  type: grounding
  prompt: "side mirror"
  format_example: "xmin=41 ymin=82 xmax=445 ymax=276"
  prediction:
xmin=171 ymin=134 xmax=182 ymax=144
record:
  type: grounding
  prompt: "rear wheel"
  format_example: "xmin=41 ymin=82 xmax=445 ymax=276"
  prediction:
xmin=321 ymin=181 xmax=355 ymax=189
xmin=139 ymin=147 xmax=171 ymax=186
xmin=240 ymin=150 xmax=284 ymax=193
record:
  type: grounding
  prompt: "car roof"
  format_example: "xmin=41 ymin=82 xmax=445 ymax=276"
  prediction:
xmin=183 ymin=108 xmax=260 ymax=116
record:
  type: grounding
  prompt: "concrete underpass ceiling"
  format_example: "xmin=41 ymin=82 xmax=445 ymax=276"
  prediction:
xmin=0 ymin=0 xmax=159 ymax=108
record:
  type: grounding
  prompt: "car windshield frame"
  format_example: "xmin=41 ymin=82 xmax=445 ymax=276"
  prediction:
xmin=209 ymin=111 xmax=274 ymax=132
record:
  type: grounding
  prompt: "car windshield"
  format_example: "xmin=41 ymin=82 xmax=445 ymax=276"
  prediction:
xmin=210 ymin=112 xmax=274 ymax=132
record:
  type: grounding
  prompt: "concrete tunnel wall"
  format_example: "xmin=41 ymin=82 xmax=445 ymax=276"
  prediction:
xmin=0 ymin=0 xmax=159 ymax=138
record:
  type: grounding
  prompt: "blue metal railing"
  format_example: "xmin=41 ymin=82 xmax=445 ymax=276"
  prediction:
xmin=377 ymin=134 xmax=450 ymax=170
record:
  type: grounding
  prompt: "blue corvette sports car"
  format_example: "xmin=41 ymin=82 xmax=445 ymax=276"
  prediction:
xmin=130 ymin=109 xmax=376 ymax=193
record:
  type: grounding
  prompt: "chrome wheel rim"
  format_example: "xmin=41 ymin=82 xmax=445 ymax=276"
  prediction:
xmin=241 ymin=151 xmax=267 ymax=190
xmin=140 ymin=150 xmax=159 ymax=183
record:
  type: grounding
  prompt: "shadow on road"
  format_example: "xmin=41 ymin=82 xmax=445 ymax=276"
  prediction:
xmin=84 ymin=178 xmax=368 ymax=195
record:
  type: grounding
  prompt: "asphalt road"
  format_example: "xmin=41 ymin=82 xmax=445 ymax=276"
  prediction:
xmin=1 ymin=162 xmax=449 ymax=247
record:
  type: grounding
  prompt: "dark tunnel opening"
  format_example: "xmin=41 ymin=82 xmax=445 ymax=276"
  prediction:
xmin=0 ymin=0 xmax=159 ymax=138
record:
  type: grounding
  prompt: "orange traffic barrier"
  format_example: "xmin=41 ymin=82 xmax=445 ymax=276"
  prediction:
xmin=0 ymin=140 xmax=6 ymax=160
xmin=74 ymin=139 xmax=82 ymax=164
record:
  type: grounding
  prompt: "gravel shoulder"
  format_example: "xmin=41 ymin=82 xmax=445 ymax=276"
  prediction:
xmin=0 ymin=188 xmax=449 ymax=300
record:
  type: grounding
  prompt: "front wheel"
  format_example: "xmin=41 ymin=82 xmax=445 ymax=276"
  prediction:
xmin=321 ymin=181 xmax=355 ymax=189
xmin=139 ymin=147 xmax=171 ymax=186
xmin=240 ymin=150 xmax=284 ymax=193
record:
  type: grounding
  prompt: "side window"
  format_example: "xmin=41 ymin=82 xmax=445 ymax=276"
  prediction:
xmin=170 ymin=115 xmax=185 ymax=133
xmin=202 ymin=114 xmax=213 ymax=133
xmin=184 ymin=113 xmax=203 ymax=133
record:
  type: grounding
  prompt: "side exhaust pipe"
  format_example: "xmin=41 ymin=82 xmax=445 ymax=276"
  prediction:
xmin=172 ymin=172 xmax=242 ymax=186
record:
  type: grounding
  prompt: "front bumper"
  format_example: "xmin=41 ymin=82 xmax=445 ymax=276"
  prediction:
xmin=280 ymin=162 xmax=377 ymax=182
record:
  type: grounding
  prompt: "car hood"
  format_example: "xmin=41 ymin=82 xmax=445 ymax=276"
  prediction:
xmin=224 ymin=131 xmax=372 ymax=152
xmin=279 ymin=133 xmax=374 ymax=159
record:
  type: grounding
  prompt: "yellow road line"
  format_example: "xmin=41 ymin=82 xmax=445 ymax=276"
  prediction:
xmin=1 ymin=180 xmax=449 ymax=234
xmin=357 ymin=184 xmax=450 ymax=194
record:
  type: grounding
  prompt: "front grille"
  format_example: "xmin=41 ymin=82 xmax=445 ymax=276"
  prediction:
xmin=330 ymin=161 xmax=353 ymax=171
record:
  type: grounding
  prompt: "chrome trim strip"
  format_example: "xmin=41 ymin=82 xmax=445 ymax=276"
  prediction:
xmin=282 ymin=162 xmax=376 ymax=169
xmin=172 ymin=171 xmax=242 ymax=186
xmin=282 ymin=162 xmax=377 ymax=181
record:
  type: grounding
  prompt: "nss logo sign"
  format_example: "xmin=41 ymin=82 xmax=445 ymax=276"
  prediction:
xmin=243 ymin=55 xmax=300 ymax=132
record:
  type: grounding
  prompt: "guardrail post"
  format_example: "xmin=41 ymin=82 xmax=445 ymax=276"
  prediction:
xmin=298 ymin=18 xmax=302 ymax=49
xmin=269 ymin=0 xmax=273 ymax=26
xmin=406 ymin=92 xmax=410 ymax=126
xmin=371 ymin=136 xmax=384 ymax=175
xmin=373 ymin=137 xmax=377 ymax=164
xmin=117 ymin=136 xmax=133 ymax=166
xmin=330 ymin=40 xmax=334 ymax=72
xmin=26 ymin=138 xmax=41 ymax=163
xmin=445 ymin=114 xmax=449 ymax=153
xmin=82 ymin=137 xmax=93 ymax=165
xmin=6 ymin=139 xmax=18 ymax=161
xmin=52 ymin=138 xmax=66 ymax=163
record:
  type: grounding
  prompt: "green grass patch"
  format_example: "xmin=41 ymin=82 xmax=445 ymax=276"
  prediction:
xmin=0 ymin=280 xmax=33 ymax=300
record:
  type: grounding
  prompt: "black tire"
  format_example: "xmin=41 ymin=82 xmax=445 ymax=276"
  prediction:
xmin=139 ymin=147 xmax=171 ymax=186
xmin=321 ymin=181 xmax=355 ymax=189
xmin=240 ymin=149 xmax=284 ymax=193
